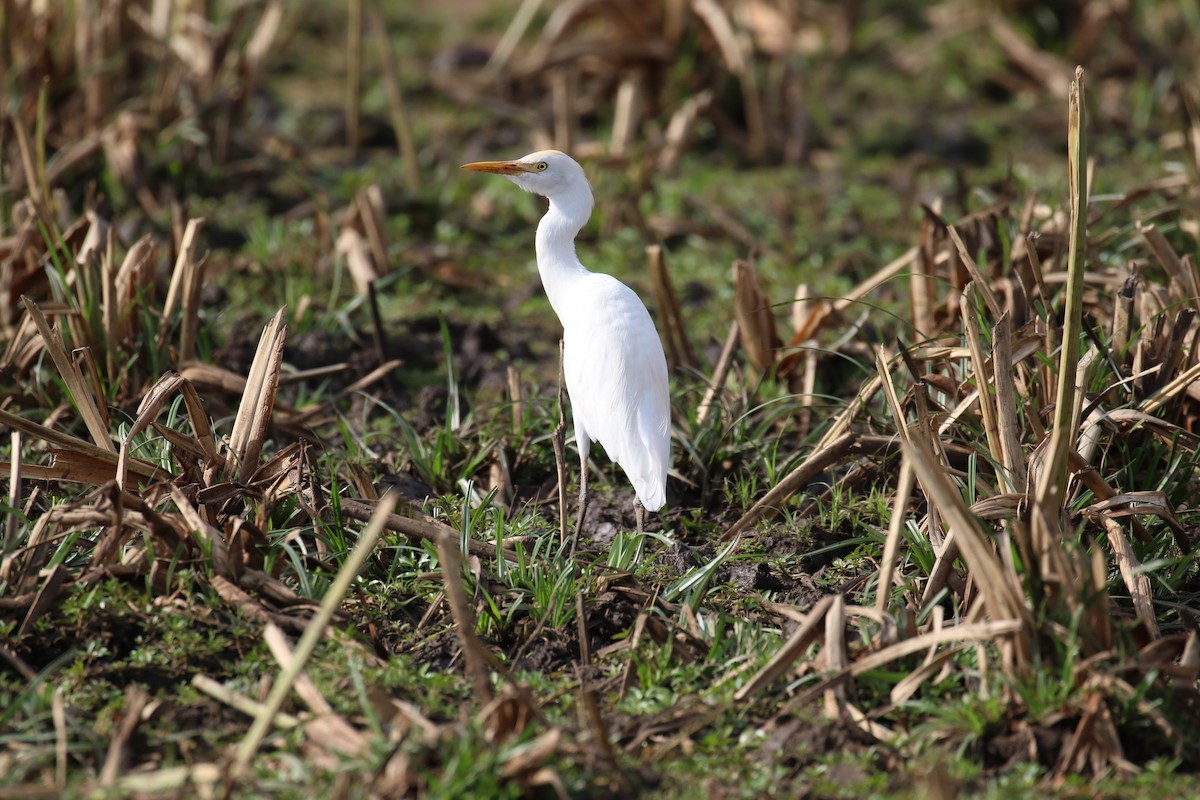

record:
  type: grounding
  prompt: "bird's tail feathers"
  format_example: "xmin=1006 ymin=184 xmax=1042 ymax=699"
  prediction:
xmin=629 ymin=472 xmax=666 ymax=512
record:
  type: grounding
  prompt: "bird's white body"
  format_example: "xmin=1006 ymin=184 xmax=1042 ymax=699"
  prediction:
xmin=463 ymin=150 xmax=670 ymax=511
xmin=557 ymin=272 xmax=670 ymax=511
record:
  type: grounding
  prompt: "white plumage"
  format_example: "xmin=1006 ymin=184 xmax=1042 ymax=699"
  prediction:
xmin=462 ymin=150 xmax=670 ymax=516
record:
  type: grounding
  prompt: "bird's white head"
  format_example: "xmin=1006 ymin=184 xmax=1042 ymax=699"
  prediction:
xmin=461 ymin=150 xmax=593 ymax=213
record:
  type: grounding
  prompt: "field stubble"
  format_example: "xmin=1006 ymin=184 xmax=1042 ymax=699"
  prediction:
xmin=3 ymin=1 xmax=1200 ymax=797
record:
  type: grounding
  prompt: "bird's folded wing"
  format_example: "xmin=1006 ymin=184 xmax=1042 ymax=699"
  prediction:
xmin=564 ymin=281 xmax=670 ymax=510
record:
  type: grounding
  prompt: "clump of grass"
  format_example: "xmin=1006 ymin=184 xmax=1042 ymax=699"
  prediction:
xmin=5 ymin=2 xmax=1200 ymax=798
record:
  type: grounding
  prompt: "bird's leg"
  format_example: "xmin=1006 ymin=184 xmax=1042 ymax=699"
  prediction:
xmin=552 ymin=339 xmax=568 ymax=548
xmin=571 ymin=448 xmax=589 ymax=557
xmin=635 ymin=499 xmax=645 ymax=535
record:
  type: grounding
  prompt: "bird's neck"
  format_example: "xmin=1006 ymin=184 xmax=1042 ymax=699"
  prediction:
xmin=535 ymin=195 xmax=592 ymax=321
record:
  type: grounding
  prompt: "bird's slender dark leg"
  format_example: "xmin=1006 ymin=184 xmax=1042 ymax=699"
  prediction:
xmin=552 ymin=340 xmax=568 ymax=548
xmin=571 ymin=449 xmax=589 ymax=558
xmin=635 ymin=499 xmax=645 ymax=535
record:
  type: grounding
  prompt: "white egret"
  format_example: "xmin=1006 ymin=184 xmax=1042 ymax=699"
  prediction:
xmin=462 ymin=150 xmax=670 ymax=538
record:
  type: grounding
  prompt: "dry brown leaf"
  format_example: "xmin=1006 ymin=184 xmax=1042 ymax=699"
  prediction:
xmin=501 ymin=728 xmax=562 ymax=778
xmin=732 ymin=259 xmax=779 ymax=371
xmin=223 ymin=308 xmax=287 ymax=483
xmin=646 ymin=244 xmax=697 ymax=370
xmin=734 ymin=594 xmax=835 ymax=701
xmin=21 ymin=298 xmax=114 ymax=453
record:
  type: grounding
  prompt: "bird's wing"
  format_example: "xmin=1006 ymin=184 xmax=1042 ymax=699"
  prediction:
xmin=563 ymin=275 xmax=670 ymax=510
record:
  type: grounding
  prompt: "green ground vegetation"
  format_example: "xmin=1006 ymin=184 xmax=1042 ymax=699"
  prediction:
xmin=3 ymin=1 xmax=1200 ymax=798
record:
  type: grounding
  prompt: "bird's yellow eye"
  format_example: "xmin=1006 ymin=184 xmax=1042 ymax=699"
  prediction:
xmin=536 ymin=162 xmax=548 ymax=171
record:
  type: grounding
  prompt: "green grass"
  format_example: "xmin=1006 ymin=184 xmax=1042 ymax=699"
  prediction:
xmin=4 ymin=1 xmax=1200 ymax=797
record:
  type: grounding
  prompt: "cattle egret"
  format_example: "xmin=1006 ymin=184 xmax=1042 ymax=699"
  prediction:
xmin=462 ymin=150 xmax=670 ymax=538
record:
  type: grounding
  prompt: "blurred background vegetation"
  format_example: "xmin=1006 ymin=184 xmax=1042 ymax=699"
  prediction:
xmin=3 ymin=1 xmax=1200 ymax=797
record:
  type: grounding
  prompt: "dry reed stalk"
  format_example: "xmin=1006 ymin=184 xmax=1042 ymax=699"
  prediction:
xmin=875 ymin=346 xmax=908 ymax=447
xmin=936 ymin=329 xmax=1044 ymax=435
xmin=576 ymin=592 xmax=590 ymax=666
xmin=20 ymin=297 xmax=114 ymax=452
xmin=1110 ymin=276 xmax=1136 ymax=363
xmin=913 ymin=213 xmax=939 ymax=337
xmin=184 ymin=360 xmax=386 ymax=436
xmin=1140 ymin=360 xmax=1200 ymax=415
xmin=1148 ymin=309 xmax=1195 ymax=393
xmin=1034 ymin=67 xmax=1088 ymax=511
xmin=732 ymin=259 xmax=779 ymax=371
xmin=230 ymin=491 xmax=399 ymax=779
xmin=98 ymin=686 xmax=150 ymax=787
xmin=1 ymin=449 xmax=158 ymax=486
xmin=822 ymin=595 xmax=847 ymax=719
xmin=890 ymin=644 xmax=965 ymax=705
xmin=1084 ymin=490 xmax=1189 ymax=553
xmin=5 ymin=431 xmax=21 ymax=551
xmin=223 ymin=308 xmax=286 ymax=483
xmin=436 ymin=531 xmax=494 ymax=705
xmin=791 ymin=282 xmax=813 ymax=336
xmin=238 ymin=0 xmax=284 ymax=136
xmin=988 ymin=12 xmax=1074 ymax=99
xmin=362 ymin=280 xmax=386 ymax=371
xmin=1024 ymin=232 xmax=1052 ymax=312
xmin=550 ymin=69 xmax=573 ymax=152
xmin=114 ymin=235 xmax=157 ymax=328
xmin=0 ymin=311 xmax=43 ymax=373
xmin=507 ymin=365 xmax=524 ymax=434
xmin=948 ymin=226 xmax=1003 ymax=319
xmin=611 ymin=71 xmax=642 ymax=156
xmin=646 ymin=244 xmax=697 ymax=370
xmin=106 ymin=764 xmax=223 ymax=796
xmin=783 ymin=619 xmax=1025 ymax=714
xmin=875 ymin=457 xmax=915 ymax=617
xmin=359 ymin=185 xmax=390 ymax=278
xmin=116 ymin=371 xmax=215 ymax=490
xmin=10 ymin=115 xmax=50 ymax=223
xmin=789 ymin=247 xmax=920 ymax=359
xmin=692 ymin=0 xmax=745 ymax=74
xmin=1053 ymin=685 xmax=1131 ymax=777
xmin=486 ymin=0 xmax=546 ymax=74
xmin=369 ymin=7 xmax=420 ymax=190
xmin=961 ymin=286 xmax=1004 ymax=469
xmin=1096 ymin=514 xmax=1159 ymax=638
xmin=657 ymin=89 xmax=713 ymax=173
xmin=263 ymin=624 xmax=369 ymax=760
xmin=919 ymin=532 xmax=963 ymax=616
xmin=733 ymin=594 xmax=835 ymax=701
xmin=696 ymin=320 xmax=739 ymax=427
xmin=723 ymin=433 xmax=858 ymax=538
xmin=904 ymin=423 xmax=1031 ymax=661
xmin=337 ymin=208 xmax=382 ymax=296
xmin=795 ymin=346 xmax=819 ymax=437
xmin=845 ymin=712 xmax=897 ymax=750
xmin=191 ymin=674 xmax=300 ymax=729
xmin=991 ymin=312 xmax=1028 ymax=490
xmin=332 ymin=496 xmax=517 ymax=562
xmin=166 ymin=483 xmax=229 ymax=573
xmin=346 ymin=0 xmax=363 ymax=156
xmin=157 ymin=217 xmax=204 ymax=355
xmin=98 ymin=225 xmax=119 ymax=380
xmin=782 ymin=283 xmax=820 ymax=431
xmin=1139 ymin=221 xmax=1200 ymax=315
xmin=17 ymin=563 xmax=69 ymax=636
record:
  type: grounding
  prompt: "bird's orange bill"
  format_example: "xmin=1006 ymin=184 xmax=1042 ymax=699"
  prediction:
xmin=461 ymin=160 xmax=535 ymax=175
